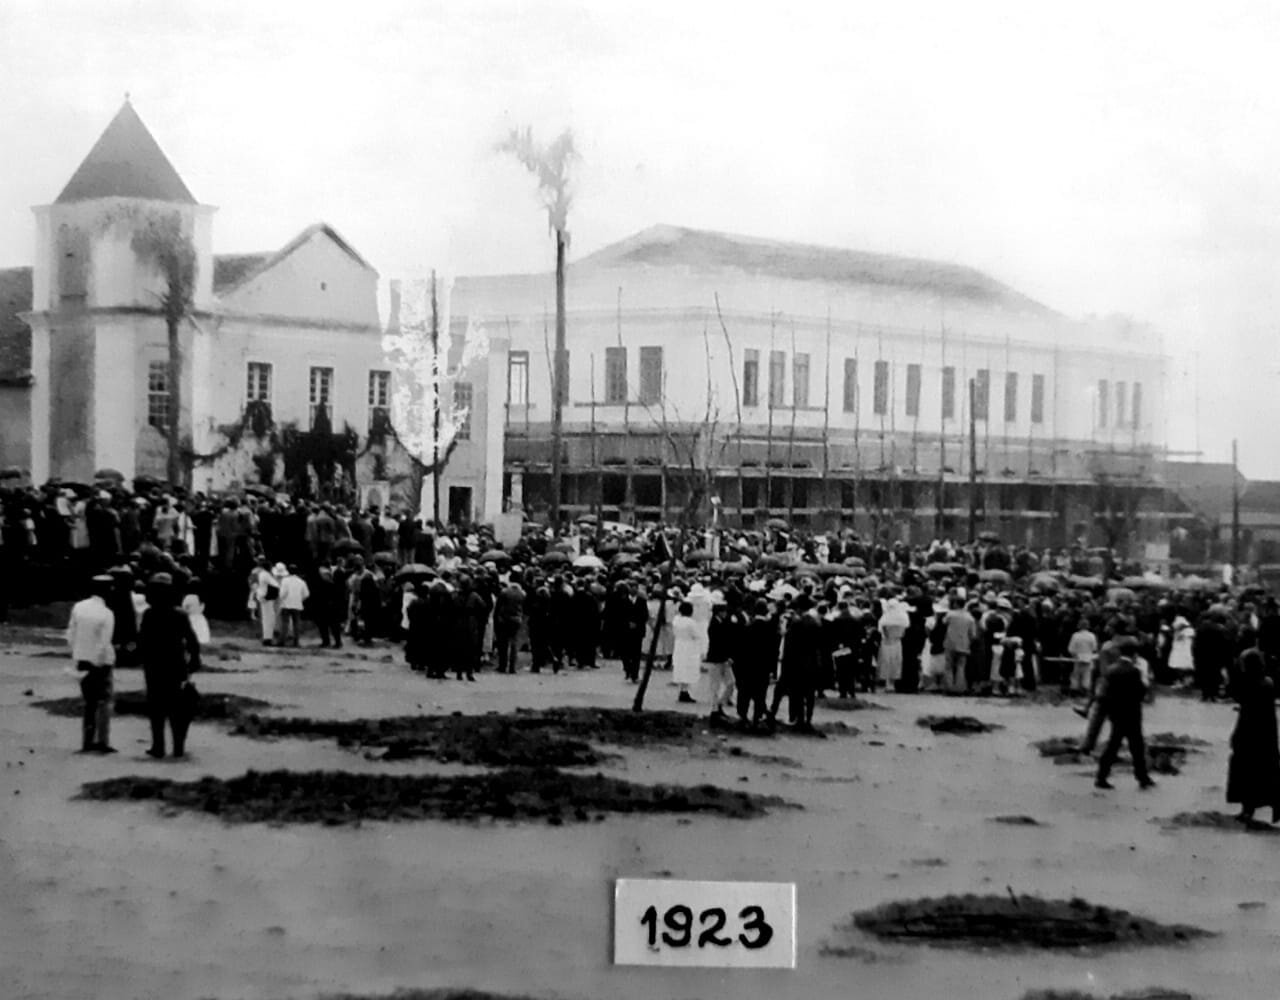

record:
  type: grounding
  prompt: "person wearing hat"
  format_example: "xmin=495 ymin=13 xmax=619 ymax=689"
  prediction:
xmin=770 ymin=594 xmax=824 ymax=730
xmin=671 ymin=600 xmax=702 ymax=704
xmin=252 ymin=558 xmax=282 ymax=645
xmin=138 ymin=572 xmax=201 ymax=759
xmin=704 ymin=594 xmax=744 ymax=717
xmin=66 ymin=575 xmax=118 ymax=753
xmin=1093 ymin=636 xmax=1155 ymax=790
xmin=277 ymin=564 xmax=310 ymax=648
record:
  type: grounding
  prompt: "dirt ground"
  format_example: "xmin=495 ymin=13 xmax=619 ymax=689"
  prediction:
xmin=1 ymin=631 xmax=1276 ymax=1000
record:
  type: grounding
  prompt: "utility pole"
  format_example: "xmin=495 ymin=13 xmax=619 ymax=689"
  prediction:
xmin=1232 ymin=437 xmax=1241 ymax=583
xmin=968 ymin=377 xmax=978 ymax=544
xmin=430 ymin=270 xmax=441 ymax=529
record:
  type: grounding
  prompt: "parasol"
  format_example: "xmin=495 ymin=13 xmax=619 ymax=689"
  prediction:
xmin=333 ymin=539 xmax=365 ymax=555
xmin=816 ymin=563 xmax=858 ymax=578
xmin=765 ymin=517 xmax=791 ymax=531
xmin=682 ymin=550 xmax=714 ymax=564
xmin=1029 ymin=572 xmax=1061 ymax=594
xmin=1106 ymin=586 xmax=1136 ymax=604
xmin=978 ymin=531 xmax=1002 ymax=544
xmin=480 ymin=549 xmax=511 ymax=564
xmin=978 ymin=569 xmax=1012 ymax=585
xmin=394 ymin=563 xmax=435 ymax=582
xmin=925 ymin=562 xmax=955 ymax=578
xmin=573 ymin=554 xmax=605 ymax=570
xmin=539 ymin=551 xmax=570 ymax=566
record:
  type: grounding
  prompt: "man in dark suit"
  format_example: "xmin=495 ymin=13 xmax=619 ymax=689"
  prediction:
xmin=137 ymin=573 xmax=201 ymax=759
xmin=1094 ymin=637 xmax=1155 ymax=790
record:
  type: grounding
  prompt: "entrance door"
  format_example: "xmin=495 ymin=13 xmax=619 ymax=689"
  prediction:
xmin=448 ymin=486 xmax=473 ymax=526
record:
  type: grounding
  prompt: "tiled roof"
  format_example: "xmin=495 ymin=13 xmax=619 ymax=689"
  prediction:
xmin=56 ymin=101 xmax=195 ymax=204
xmin=0 ymin=267 xmax=33 ymax=383
xmin=579 ymin=224 xmax=1052 ymax=313
xmin=214 ymin=223 xmax=377 ymax=296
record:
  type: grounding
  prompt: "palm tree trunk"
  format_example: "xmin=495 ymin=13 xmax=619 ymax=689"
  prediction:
xmin=166 ymin=313 xmax=182 ymax=488
xmin=551 ymin=229 xmax=567 ymax=536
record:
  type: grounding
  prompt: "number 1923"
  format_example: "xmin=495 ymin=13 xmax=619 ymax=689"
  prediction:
xmin=640 ymin=903 xmax=774 ymax=951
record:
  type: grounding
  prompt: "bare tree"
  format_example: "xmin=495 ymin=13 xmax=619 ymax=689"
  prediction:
xmin=498 ymin=126 xmax=577 ymax=535
xmin=130 ymin=213 xmax=197 ymax=488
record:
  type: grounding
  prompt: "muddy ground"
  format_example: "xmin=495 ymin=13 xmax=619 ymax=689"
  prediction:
xmin=0 ymin=632 xmax=1275 ymax=1000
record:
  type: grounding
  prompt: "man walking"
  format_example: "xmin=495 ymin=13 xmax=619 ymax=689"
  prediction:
xmin=276 ymin=564 xmax=309 ymax=647
xmin=493 ymin=575 xmax=526 ymax=674
xmin=704 ymin=596 xmax=744 ymax=718
xmin=67 ymin=575 xmax=117 ymax=753
xmin=943 ymin=596 xmax=978 ymax=692
xmin=1094 ymin=637 xmax=1156 ymax=790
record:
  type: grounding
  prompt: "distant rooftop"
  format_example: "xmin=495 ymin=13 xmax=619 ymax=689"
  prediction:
xmin=578 ymin=224 xmax=1053 ymax=314
xmin=56 ymin=100 xmax=195 ymax=205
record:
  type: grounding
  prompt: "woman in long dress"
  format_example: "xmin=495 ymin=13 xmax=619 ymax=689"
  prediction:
xmin=877 ymin=598 xmax=909 ymax=690
xmin=671 ymin=600 xmax=702 ymax=704
xmin=181 ymin=577 xmax=211 ymax=647
xmin=1167 ymin=615 xmax=1195 ymax=684
xmin=1227 ymin=646 xmax=1280 ymax=826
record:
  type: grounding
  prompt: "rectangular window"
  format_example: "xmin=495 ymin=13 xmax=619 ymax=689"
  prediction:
xmin=639 ymin=346 xmax=662 ymax=405
xmin=873 ymin=360 xmax=889 ymax=416
xmin=742 ymin=349 xmax=759 ymax=407
xmin=843 ymin=358 xmax=858 ymax=413
xmin=769 ymin=350 xmax=786 ymax=408
xmin=368 ymin=370 xmax=390 ymax=428
xmin=452 ymin=381 xmax=473 ymax=441
xmin=906 ymin=363 xmax=921 ymax=418
xmin=147 ymin=360 xmax=169 ymax=431
xmin=1132 ymin=381 xmax=1142 ymax=429
xmin=1004 ymin=372 xmax=1018 ymax=423
xmin=941 ymin=366 xmax=956 ymax=419
xmin=793 ymin=353 xmax=810 ymax=408
xmin=1115 ymin=381 xmax=1126 ymax=429
xmin=1098 ymin=379 xmax=1109 ymax=427
xmin=507 ymin=350 xmax=529 ymax=406
xmin=246 ymin=362 xmax=272 ymax=404
xmin=604 ymin=346 xmax=627 ymax=404
xmin=309 ymin=366 xmax=334 ymax=427
xmin=1031 ymin=373 xmax=1045 ymax=424
xmin=973 ymin=369 xmax=990 ymax=421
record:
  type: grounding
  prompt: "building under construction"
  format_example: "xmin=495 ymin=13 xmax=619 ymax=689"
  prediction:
xmin=450 ymin=225 xmax=1174 ymax=552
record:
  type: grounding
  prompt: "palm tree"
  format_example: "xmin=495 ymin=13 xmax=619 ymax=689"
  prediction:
xmin=131 ymin=213 xmax=197 ymax=487
xmin=498 ymin=126 xmax=577 ymax=535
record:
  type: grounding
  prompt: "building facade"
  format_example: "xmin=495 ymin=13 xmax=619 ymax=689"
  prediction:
xmin=0 ymin=101 xmax=502 ymax=521
xmin=452 ymin=225 xmax=1173 ymax=549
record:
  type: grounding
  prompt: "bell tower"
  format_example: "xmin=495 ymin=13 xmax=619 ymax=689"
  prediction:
xmin=28 ymin=99 xmax=214 ymax=485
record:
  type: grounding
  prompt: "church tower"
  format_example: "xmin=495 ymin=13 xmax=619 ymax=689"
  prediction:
xmin=28 ymin=99 xmax=214 ymax=484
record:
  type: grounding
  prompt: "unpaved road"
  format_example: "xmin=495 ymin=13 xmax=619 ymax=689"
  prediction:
xmin=1 ymin=635 xmax=1274 ymax=1000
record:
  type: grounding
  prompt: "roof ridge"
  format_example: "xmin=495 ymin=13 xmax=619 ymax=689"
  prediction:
xmin=56 ymin=101 xmax=195 ymax=205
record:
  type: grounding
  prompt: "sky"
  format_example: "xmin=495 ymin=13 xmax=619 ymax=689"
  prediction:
xmin=1 ymin=1 xmax=1277 ymax=474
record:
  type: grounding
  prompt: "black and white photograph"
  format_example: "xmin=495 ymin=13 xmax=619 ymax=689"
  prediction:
xmin=2 ymin=3 xmax=1279 ymax=999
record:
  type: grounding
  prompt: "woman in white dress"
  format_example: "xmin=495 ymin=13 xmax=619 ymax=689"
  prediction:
xmin=1168 ymin=615 xmax=1195 ymax=682
xmin=671 ymin=600 xmax=702 ymax=704
xmin=877 ymin=598 xmax=910 ymax=690
xmin=181 ymin=579 xmax=212 ymax=647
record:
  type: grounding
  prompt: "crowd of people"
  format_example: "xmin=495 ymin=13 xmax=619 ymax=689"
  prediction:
xmin=10 ymin=477 xmax=1279 ymax=820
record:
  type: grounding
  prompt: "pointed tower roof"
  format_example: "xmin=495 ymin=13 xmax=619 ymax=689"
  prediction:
xmin=55 ymin=100 xmax=196 ymax=204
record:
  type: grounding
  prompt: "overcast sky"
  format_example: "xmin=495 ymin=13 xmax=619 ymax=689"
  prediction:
xmin=2 ymin=1 xmax=1276 ymax=474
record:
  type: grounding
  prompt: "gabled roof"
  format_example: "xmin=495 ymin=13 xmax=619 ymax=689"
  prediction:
xmin=56 ymin=100 xmax=195 ymax=205
xmin=0 ymin=267 xmax=33 ymax=383
xmin=1242 ymin=480 xmax=1280 ymax=514
xmin=1165 ymin=461 xmax=1247 ymax=522
xmin=578 ymin=224 xmax=1053 ymax=314
xmin=214 ymin=223 xmax=376 ymax=296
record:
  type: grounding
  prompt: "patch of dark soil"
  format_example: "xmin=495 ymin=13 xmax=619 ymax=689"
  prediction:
xmin=822 ymin=697 xmax=889 ymax=711
xmin=990 ymin=815 xmax=1045 ymax=826
xmin=34 ymin=690 xmax=273 ymax=722
xmin=319 ymin=990 xmax=560 ymax=1000
xmin=1035 ymin=734 xmax=1203 ymax=776
xmin=1157 ymin=811 xmax=1280 ymax=834
xmin=837 ymin=893 xmax=1212 ymax=952
xmin=917 ymin=715 xmax=1002 ymax=735
xmin=77 ymin=767 xmax=791 ymax=826
xmin=235 ymin=706 xmax=840 ymax=768
xmin=1021 ymin=990 xmax=1198 ymax=1000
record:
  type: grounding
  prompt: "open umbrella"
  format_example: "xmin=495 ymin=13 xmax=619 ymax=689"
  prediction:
xmin=978 ymin=531 xmax=1002 ymax=544
xmin=576 ymin=513 xmax=599 ymax=524
xmin=333 ymin=539 xmax=365 ymax=556
xmin=1067 ymin=574 xmax=1104 ymax=590
xmin=1174 ymin=574 xmax=1213 ymax=592
xmin=244 ymin=484 xmax=274 ymax=498
xmin=1122 ymin=575 xmax=1168 ymax=591
xmin=539 ymin=551 xmax=570 ymax=566
xmin=620 ymin=542 xmax=644 ymax=554
xmin=611 ymin=552 xmax=640 ymax=567
xmin=816 ymin=562 xmax=858 ymax=578
xmin=792 ymin=565 xmax=820 ymax=578
xmin=757 ymin=553 xmax=800 ymax=570
xmin=394 ymin=563 xmax=435 ymax=582
xmin=373 ymin=550 xmax=399 ymax=566
xmin=683 ymin=550 xmax=714 ymax=564
xmin=1029 ymin=572 xmax=1061 ymax=593
xmin=843 ymin=556 xmax=867 ymax=568
xmin=925 ymin=562 xmax=955 ymax=578
xmin=0 ymin=466 xmax=24 ymax=480
xmin=713 ymin=560 xmax=750 ymax=575
xmin=479 ymin=549 xmax=511 ymax=564
xmin=1106 ymin=586 xmax=1136 ymax=604
xmin=94 ymin=468 xmax=125 ymax=483
xmin=765 ymin=517 xmax=791 ymax=531
xmin=573 ymin=554 xmax=605 ymax=570
xmin=978 ymin=569 xmax=1012 ymax=585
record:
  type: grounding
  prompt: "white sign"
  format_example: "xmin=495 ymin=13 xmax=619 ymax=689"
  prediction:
xmin=613 ymin=878 xmax=796 ymax=968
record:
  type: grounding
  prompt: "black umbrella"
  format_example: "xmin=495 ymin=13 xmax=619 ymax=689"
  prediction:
xmin=978 ymin=531 xmax=1002 ymax=544
xmin=765 ymin=517 xmax=791 ymax=531
xmin=333 ymin=539 xmax=365 ymax=555
xmin=480 ymin=549 xmax=511 ymax=564
xmin=395 ymin=563 xmax=435 ymax=581
xmin=683 ymin=550 xmax=714 ymax=564
xmin=539 ymin=551 xmax=570 ymax=566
